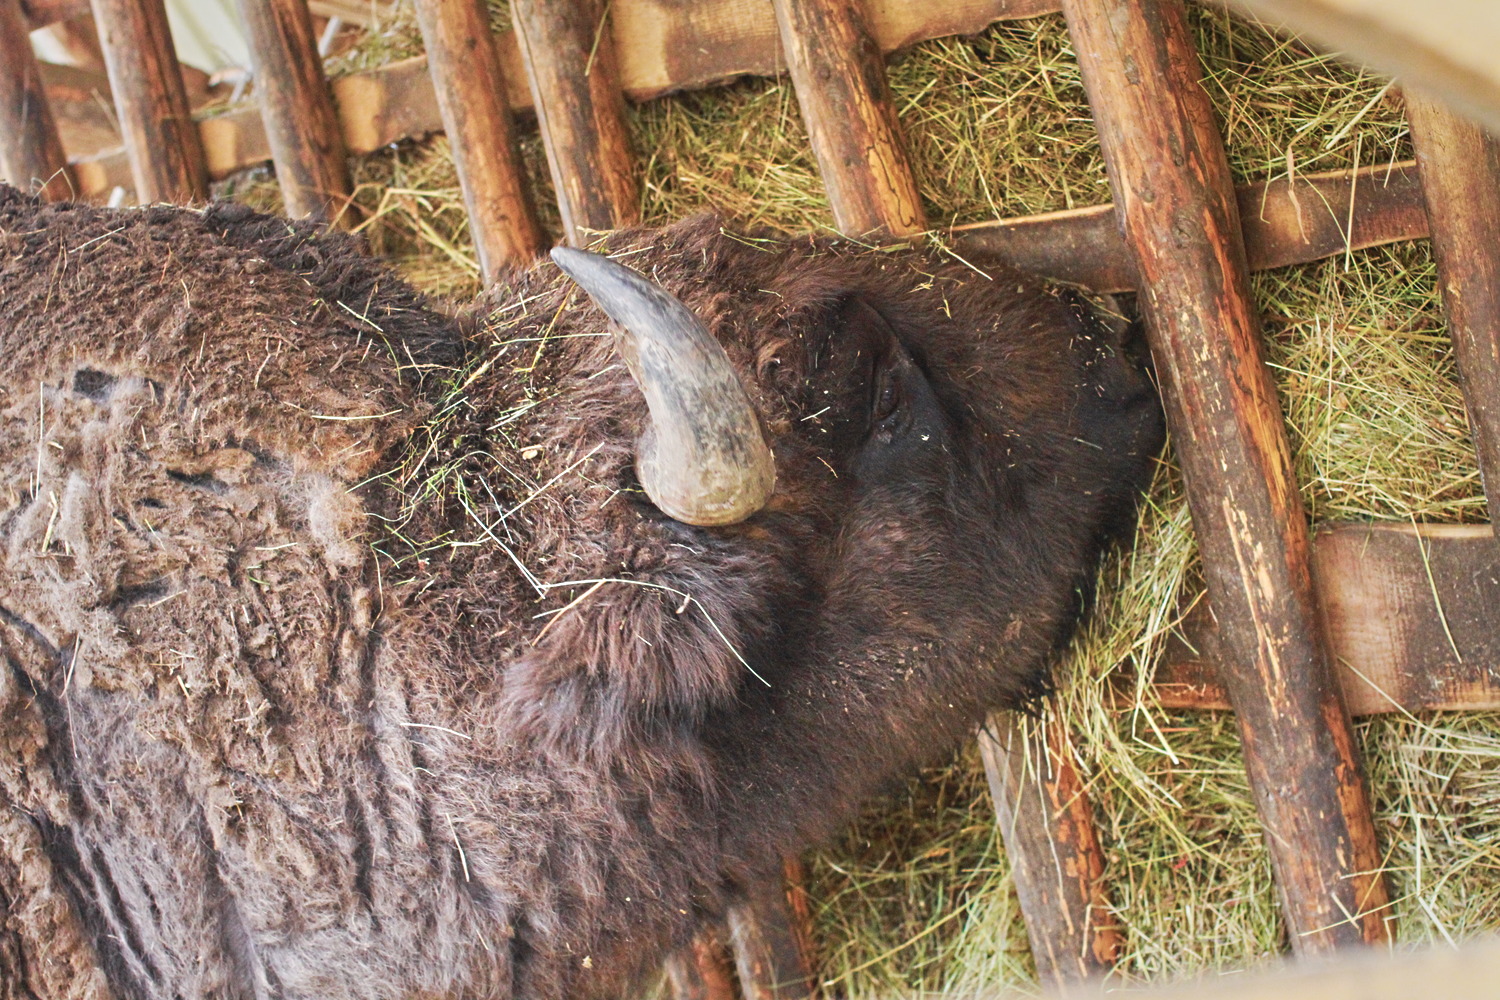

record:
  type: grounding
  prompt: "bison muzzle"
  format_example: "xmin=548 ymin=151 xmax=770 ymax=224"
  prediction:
xmin=0 ymin=189 xmax=1162 ymax=999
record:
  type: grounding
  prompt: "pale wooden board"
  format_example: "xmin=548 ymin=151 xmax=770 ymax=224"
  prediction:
xmin=1157 ymin=524 xmax=1500 ymax=715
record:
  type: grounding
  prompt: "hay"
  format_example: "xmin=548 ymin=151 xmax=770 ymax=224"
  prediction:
xmin=240 ymin=2 xmax=1499 ymax=994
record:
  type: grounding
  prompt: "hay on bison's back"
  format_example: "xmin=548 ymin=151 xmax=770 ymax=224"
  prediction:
xmin=243 ymin=3 xmax=1497 ymax=994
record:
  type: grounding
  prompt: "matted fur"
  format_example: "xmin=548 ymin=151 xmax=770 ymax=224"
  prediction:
xmin=0 ymin=190 xmax=1161 ymax=999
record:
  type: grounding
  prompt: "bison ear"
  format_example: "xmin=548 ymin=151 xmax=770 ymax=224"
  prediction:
xmin=551 ymin=247 xmax=776 ymax=526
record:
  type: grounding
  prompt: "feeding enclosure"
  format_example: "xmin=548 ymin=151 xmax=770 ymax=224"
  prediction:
xmin=4 ymin=0 xmax=1500 ymax=996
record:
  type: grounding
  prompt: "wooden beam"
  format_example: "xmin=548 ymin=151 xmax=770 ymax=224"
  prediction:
xmin=1158 ymin=524 xmax=1500 ymax=715
xmin=238 ymin=0 xmax=353 ymax=223
xmin=953 ymin=161 xmax=1428 ymax=293
xmin=412 ymin=0 xmax=546 ymax=280
xmin=979 ymin=711 xmax=1120 ymax=987
xmin=1406 ymin=96 xmax=1500 ymax=512
xmin=1223 ymin=0 xmax=1500 ymax=140
xmin=726 ymin=857 xmax=817 ymax=1000
xmin=665 ymin=926 xmax=739 ymax=1000
xmin=512 ymin=0 xmax=638 ymax=244
xmin=1060 ymin=0 xmax=1389 ymax=953
xmin=771 ymin=0 xmax=925 ymax=236
xmin=19 ymin=0 xmax=87 ymax=30
xmin=0 ymin=0 xmax=74 ymax=200
xmin=89 ymin=0 xmax=207 ymax=202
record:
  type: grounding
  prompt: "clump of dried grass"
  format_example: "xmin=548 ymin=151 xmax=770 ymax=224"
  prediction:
xmin=238 ymin=3 xmax=1498 ymax=995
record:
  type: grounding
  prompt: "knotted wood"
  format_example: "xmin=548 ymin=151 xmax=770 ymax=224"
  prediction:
xmin=512 ymin=0 xmax=638 ymax=245
xmin=413 ymin=0 xmax=545 ymax=278
xmin=980 ymin=711 xmax=1120 ymax=985
xmin=1406 ymin=94 xmax=1500 ymax=511
xmin=0 ymin=0 xmax=73 ymax=200
xmin=237 ymin=0 xmax=352 ymax=223
xmin=771 ymin=0 xmax=925 ymax=237
xmin=1060 ymin=0 xmax=1390 ymax=952
xmin=89 ymin=0 xmax=206 ymax=203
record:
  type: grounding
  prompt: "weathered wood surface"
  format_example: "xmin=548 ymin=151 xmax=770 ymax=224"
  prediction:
xmin=665 ymin=927 xmax=739 ymax=1000
xmin=1060 ymin=0 xmax=1389 ymax=952
xmin=954 ymin=161 xmax=1428 ymax=292
xmin=726 ymin=857 xmax=817 ymax=1000
xmin=19 ymin=0 xmax=87 ymax=29
xmin=39 ymin=62 xmax=118 ymax=155
xmin=979 ymin=711 xmax=1120 ymax=986
xmin=0 ymin=0 xmax=74 ymax=200
xmin=1158 ymin=524 xmax=1500 ymax=715
xmin=1225 ymin=0 xmax=1500 ymax=139
xmin=772 ymin=0 xmax=925 ymax=237
xmin=1407 ymin=96 xmax=1500 ymax=512
xmin=413 ymin=0 xmax=545 ymax=279
xmin=238 ymin=0 xmax=353 ymax=223
xmin=513 ymin=0 xmax=638 ymax=244
xmin=89 ymin=0 xmax=207 ymax=202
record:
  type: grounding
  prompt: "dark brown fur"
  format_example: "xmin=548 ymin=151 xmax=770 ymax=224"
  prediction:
xmin=0 ymin=189 xmax=1161 ymax=999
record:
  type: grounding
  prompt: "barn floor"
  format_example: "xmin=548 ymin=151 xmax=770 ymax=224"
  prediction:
xmin=224 ymin=4 xmax=1498 ymax=994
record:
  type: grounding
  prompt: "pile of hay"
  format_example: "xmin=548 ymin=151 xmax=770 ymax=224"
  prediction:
xmin=225 ymin=3 xmax=1498 ymax=994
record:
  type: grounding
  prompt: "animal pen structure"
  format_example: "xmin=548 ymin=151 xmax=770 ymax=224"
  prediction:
xmin=4 ymin=0 xmax=1500 ymax=995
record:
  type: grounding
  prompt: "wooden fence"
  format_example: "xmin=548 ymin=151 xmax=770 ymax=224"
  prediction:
xmin=5 ymin=0 xmax=1499 ymax=995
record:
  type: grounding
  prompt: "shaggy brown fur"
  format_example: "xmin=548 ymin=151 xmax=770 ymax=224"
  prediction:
xmin=0 ymin=189 xmax=1161 ymax=999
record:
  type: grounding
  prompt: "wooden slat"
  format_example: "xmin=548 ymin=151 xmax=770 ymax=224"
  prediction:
xmin=0 ymin=0 xmax=74 ymax=200
xmin=89 ymin=0 xmax=207 ymax=202
xmin=979 ymin=711 xmax=1120 ymax=986
xmin=1158 ymin=524 xmax=1500 ymax=715
xmin=19 ymin=0 xmax=87 ymax=30
xmin=238 ymin=0 xmax=353 ymax=223
xmin=412 ymin=0 xmax=546 ymax=280
xmin=665 ymin=927 xmax=739 ymax=1000
xmin=1406 ymin=96 xmax=1500 ymax=510
xmin=512 ymin=0 xmax=638 ymax=244
xmin=726 ymin=858 xmax=817 ymax=1000
xmin=771 ymin=0 xmax=925 ymax=236
xmin=1060 ymin=0 xmax=1389 ymax=953
xmin=1225 ymin=0 xmax=1500 ymax=140
xmin=954 ymin=161 xmax=1428 ymax=292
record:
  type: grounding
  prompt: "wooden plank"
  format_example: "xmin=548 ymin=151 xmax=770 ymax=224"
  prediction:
xmin=238 ymin=0 xmax=353 ymax=223
xmin=665 ymin=926 xmax=740 ymax=1000
xmin=19 ymin=0 xmax=87 ymax=30
xmin=726 ymin=857 xmax=817 ymax=1000
xmin=513 ymin=0 xmax=639 ymax=244
xmin=1158 ymin=524 xmax=1500 ymax=716
xmin=0 ymin=0 xmax=74 ymax=200
xmin=979 ymin=711 xmax=1120 ymax=986
xmin=771 ymin=0 xmax=925 ymax=237
xmin=89 ymin=0 xmax=207 ymax=202
xmin=1406 ymin=96 xmax=1500 ymax=511
xmin=1225 ymin=0 xmax=1500 ymax=140
xmin=412 ymin=0 xmax=546 ymax=279
xmin=953 ymin=161 xmax=1428 ymax=292
xmin=1060 ymin=0 xmax=1389 ymax=953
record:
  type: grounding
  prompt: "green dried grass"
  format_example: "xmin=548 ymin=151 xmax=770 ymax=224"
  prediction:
xmin=237 ymin=3 xmax=1500 ymax=994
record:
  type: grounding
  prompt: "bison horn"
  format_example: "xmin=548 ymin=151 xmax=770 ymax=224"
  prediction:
xmin=550 ymin=247 xmax=776 ymax=526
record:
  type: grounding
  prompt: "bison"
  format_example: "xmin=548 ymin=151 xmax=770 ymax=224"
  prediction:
xmin=0 ymin=188 xmax=1162 ymax=999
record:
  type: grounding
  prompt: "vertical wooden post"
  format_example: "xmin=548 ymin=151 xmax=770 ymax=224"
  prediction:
xmin=89 ymin=0 xmax=207 ymax=203
xmin=665 ymin=926 xmax=739 ymax=1000
xmin=237 ymin=0 xmax=352 ymax=224
xmin=726 ymin=858 xmax=817 ymax=1000
xmin=512 ymin=0 xmax=638 ymax=246
xmin=1406 ymin=95 xmax=1500 ymax=512
xmin=770 ymin=0 xmax=925 ymax=237
xmin=979 ymin=711 xmax=1120 ymax=986
xmin=0 ymin=0 xmax=74 ymax=200
xmin=412 ymin=0 xmax=546 ymax=278
xmin=1060 ymin=0 xmax=1390 ymax=953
